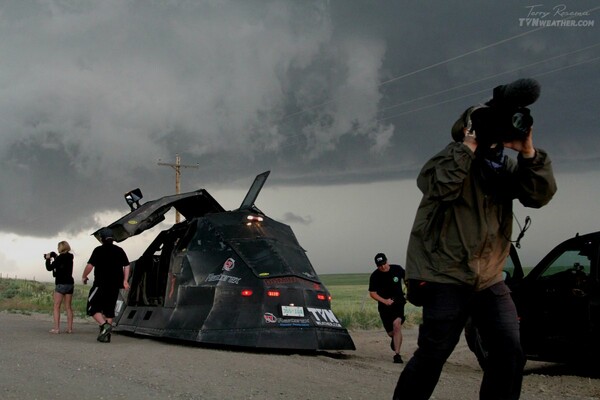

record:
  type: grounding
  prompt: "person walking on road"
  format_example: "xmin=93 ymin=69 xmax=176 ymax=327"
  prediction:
xmin=369 ymin=252 xmax=407 ymax=364
xmin=82 ymin=228 xmax=130 ymax=343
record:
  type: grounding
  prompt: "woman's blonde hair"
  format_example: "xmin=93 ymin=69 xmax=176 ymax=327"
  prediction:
xmin=57 ymin=241 xmax=71 ymax=254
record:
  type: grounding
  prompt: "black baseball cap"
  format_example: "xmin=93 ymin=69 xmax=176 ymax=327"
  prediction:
xmin=99 ymin=227 xmax=114 ymax=241
xmin=374 ymin=253 xmax=387 ymax=267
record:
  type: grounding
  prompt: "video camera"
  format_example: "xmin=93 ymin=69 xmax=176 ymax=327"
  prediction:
xmin=469 ymin=78 xmax=541 ymax=149
xmin=43 ymin=251 xmax=58 ymax=260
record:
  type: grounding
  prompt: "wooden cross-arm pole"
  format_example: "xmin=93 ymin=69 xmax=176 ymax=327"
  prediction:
xmin=158 ymin=153 xmax=199 ymax=223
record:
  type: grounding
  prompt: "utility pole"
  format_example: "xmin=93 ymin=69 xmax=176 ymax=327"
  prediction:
xmin=158 ymin=153 xmax=199 ymax=223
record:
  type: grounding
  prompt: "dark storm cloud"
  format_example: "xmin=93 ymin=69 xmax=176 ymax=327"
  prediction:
xmin=0 ymin=0 xmax=598 ymax=237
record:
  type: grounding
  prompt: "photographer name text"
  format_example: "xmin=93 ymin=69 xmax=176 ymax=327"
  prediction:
xmin=519 ymin=4 xmax=594 ymax=27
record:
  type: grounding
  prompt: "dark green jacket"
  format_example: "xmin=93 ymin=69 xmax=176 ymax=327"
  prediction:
xmin=406 ymin=142 xmax=557 ymax=290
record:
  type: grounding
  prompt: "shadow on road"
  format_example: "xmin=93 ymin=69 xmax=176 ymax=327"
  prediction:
xmin=525 ymin=361 xmax=600 ymax=379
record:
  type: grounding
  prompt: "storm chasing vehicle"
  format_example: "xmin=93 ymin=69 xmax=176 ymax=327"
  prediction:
xmin=94 ymin=171 xmax=355 ymax=351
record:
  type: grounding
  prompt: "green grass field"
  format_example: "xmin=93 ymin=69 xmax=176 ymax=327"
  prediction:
xmin=0 ymin=274 xmax=422 ymax=330
xmin=0 ymin=278 xmax=89 ymax=318
xmin=320 ymin=273 xmax=422 ymax=329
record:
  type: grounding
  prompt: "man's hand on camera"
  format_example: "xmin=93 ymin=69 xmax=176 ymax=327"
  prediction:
xmin=504 ymin=128 xmax=535 ymax=158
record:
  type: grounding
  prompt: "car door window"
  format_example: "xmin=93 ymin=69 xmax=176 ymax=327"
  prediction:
xmin=540 ymin=249 xmax=590 ymax=279
xmin=538 ymin=246 xmax=591 ymax=300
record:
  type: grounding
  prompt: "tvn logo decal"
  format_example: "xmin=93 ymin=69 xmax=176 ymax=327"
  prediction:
xmin=306 ymin=307 xmax=342 ymax=328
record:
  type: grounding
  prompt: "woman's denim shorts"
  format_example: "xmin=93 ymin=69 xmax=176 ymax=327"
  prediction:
xmin=55 ymin=284 xmax=74 ymax=295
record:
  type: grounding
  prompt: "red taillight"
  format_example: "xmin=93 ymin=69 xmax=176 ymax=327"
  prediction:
xmin=267 ymin=290 xmax=280 ymax=297
xmin=241 ymin=289 xmax=253 ymax=297
xmin=317 ymin=293 xmax=327 ymax=301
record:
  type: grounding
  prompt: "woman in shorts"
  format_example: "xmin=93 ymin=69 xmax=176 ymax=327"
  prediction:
xmin=45 ymin=241 xmax=75 ymax=334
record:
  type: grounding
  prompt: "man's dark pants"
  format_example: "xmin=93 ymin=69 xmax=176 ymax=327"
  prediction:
xmin=393 ymin=281 xmax=524 ymax=400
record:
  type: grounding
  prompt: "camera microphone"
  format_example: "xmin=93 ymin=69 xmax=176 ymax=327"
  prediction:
xmin=486 ymin=78 xmax=541 ymax=108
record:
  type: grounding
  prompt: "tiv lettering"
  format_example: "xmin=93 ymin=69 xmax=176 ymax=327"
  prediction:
xmin=306 ymin=307 xmax=342 ymax=328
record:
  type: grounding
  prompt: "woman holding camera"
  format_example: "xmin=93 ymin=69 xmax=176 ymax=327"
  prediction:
xmin=45 ymin=241 xmax=75 ymax=334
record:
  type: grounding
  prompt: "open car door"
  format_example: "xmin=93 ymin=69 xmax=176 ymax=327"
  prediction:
xmin=93 ymin=189 xmax=225 ymax=242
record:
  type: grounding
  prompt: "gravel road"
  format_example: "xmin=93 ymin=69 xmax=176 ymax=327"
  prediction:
xmin=0 ymin=312 xmax=598 ymax=400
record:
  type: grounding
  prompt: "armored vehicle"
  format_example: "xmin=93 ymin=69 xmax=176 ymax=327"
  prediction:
xmin=94 ymin=171 xmax=355 ymax=351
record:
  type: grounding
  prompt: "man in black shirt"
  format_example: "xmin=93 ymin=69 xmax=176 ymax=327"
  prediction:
xmin=82 ymin=228 xmax=130 ymax=343
xmin=369 ymin=252 xmax=406 ymax=363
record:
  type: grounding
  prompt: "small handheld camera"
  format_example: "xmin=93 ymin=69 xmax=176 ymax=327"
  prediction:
xmin=43 ymin=251 xmax=58 ymax=260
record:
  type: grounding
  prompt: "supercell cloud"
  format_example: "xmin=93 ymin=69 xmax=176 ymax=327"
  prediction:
xmin=0 ymin=0 xmax=598 ymax=238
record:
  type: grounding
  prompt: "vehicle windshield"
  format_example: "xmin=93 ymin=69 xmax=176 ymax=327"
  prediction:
xmin=207 ymin=212 xmax=319 ymax=281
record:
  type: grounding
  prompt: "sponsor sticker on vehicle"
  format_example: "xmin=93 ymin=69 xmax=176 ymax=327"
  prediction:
xmin=278 ymin=318 xmax=310 ymax=327
xmin=281 ymin=305 xmax=305 ymax=317
xmin=205 ymin=273 xmax=241 ymax=284
xmin=264 ymin=313 xmax=277 ymax=323
xmin=306 ymin=307 xmax=342 ymax=328
xmin=222 ymin=257 xmax=235 ymax=271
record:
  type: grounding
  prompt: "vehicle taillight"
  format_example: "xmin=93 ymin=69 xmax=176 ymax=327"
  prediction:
xmin=267 ymin=290 xmax=280 ymax=297
xmin=241 ymin=289 xmax=253 ymax=297
xmin=317 ymin=293 xmax=327 ymax=301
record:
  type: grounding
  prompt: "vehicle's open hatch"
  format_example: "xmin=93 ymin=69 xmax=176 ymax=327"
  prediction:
xmin=238 ymin=171 xmax=270 ymax=211
xmin=93 ymin=189 xmax=225 ymax=242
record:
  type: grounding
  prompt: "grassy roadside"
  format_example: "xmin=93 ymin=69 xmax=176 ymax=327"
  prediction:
xmin=320 ymin=273 xmax=422 ymax=329
xmin=0 ymin=278 xmax=88 ymax=318
xmin=0 ymin=274 xmax=422 ymax=330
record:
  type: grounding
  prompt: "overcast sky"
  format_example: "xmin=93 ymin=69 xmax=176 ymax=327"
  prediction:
xmin=1 ymin=0 xmax=599 ymax=281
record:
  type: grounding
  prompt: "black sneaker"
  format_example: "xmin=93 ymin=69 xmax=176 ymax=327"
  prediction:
xmin=97 ymin=322 xmax=112 ymax=342
xmin=393 ymin=354 xmax=403 ymax=364
xmin=97 ymin=333 xmax=111 ymax=343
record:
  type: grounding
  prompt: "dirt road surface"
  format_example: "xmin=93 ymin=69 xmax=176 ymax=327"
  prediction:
xmin=1 ymin=312 xmax=598 ymax=400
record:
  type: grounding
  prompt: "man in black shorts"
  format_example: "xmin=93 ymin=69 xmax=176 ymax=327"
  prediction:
xmin=369 ymin=252 xmax=406 ymax=363
xmin=82 ymin=228 xmax=130 ymax=343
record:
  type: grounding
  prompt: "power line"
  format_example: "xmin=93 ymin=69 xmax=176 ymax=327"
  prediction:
xmin=274 ymin=6 xmax=600 ymax=126
xmin=376 ymin=55 xmax=600 ymax=124
xmin=270 ymin=49 xmax=599 ymax=151
xmin=378 ymin=42 xmax=600 ymax=115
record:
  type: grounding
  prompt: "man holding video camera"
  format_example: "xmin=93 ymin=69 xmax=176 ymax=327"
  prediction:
xmin=393 ymin=79 xmax=557 ymax=400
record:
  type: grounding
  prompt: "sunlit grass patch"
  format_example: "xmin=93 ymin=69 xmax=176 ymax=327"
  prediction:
xmin=1 ymin=273 xmax=422 ymax=329
xmin=322 ymin=274 xmax=422 ymax=330
xmin=0 ymin=278 xmax=88 ymax=318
